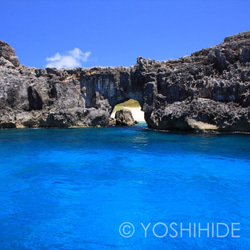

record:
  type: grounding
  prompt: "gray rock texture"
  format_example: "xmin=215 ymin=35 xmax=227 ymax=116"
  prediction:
xmin=115 ymin=109 xmax=135 ymax=126
xmin=0 ymin=41 xmax=20 ymax=67
xmin=0 ymin=31 xmax=250 ymax=132
xmin=142 ymin=31 xmax=250 ymax=132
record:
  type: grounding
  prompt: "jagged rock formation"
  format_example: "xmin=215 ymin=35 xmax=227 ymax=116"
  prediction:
xmin=0 ymin=41 xmax=20 ymax=67
xmin=115 ymin=109 xmax=135 ymax=126
xmin=0 ymin=31 xmax=250 ymax=132
xmin=142 ymin=31 xmax=250 ymax=132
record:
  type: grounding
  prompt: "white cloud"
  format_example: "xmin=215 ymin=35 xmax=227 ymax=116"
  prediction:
xmin=46 ymin=48 xmax=91 ymax=68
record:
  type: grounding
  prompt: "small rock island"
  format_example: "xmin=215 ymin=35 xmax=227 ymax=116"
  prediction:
xmin=0 ymin=31 xmax=250 ymax=132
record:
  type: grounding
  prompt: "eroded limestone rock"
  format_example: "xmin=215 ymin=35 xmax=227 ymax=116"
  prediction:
xmin=0 ymin=31 xmax=250 ymax=132
xmin=115 ymin=109 xmax=135 ymax=126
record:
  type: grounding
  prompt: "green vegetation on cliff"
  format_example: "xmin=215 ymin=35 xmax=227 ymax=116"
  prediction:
xmin=112 ymin=99 xmax=140 ymax=113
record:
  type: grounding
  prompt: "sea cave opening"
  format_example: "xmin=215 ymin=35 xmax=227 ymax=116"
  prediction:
xmin=110 ymin=99 xmax=145 ymax=123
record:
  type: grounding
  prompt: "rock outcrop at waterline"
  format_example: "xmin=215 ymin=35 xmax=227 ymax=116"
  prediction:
xmin=143 ymin=31 xmax=250 ymax=132
xmin=0 ymin=31 xmax=250 ymax=132
xmin=115 ymin=109 xmax=136 ymax=126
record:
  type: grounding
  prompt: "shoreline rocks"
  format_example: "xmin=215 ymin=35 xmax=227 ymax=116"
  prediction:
xmin=0 ymin=31 xmax=250 ymax=133
xmin=115 ymin=109 xmax=136 ymax=126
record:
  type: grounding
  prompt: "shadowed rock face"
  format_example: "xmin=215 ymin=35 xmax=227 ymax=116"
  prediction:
xmin=115 ymin=109 xmax=135 ymax=126
xmin=80 ymin=66 xmax=144 ymax=112
xmin=0 ymin=31 xmax=250 ymax=132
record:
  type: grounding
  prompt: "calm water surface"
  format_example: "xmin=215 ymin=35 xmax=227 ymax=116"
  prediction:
xmin=0 ymin=124 xmax=249 ymax=249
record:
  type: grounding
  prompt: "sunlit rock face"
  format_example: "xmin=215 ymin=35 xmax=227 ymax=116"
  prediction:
xmin=0 ymin=31 xmax=250 ymax=132
xmin=141 ymin=31 xmax=250 ymax=132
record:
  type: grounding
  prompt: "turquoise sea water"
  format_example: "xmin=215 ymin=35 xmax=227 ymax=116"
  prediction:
xmin=0 ymin=124 xmax=249 ymax=249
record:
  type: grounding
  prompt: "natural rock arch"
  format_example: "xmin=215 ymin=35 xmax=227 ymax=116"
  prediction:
xmin=79 ymin=66 xmax=144 ymax=115
xmin=0 ymin=31 xmax=250 ymax=132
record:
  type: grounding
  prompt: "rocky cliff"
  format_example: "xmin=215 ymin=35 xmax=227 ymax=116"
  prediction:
xmin=0 ymin=31 xmax=250 ymax=132
xmin=142 ymin=31 xmax=250 ymax=132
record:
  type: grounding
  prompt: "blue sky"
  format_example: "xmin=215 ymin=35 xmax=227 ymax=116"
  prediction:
xmin=2 ymin=0 xmax=250 ymax=68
